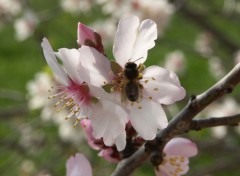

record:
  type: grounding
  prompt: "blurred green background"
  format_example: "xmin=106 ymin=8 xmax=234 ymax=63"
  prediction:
xmin=1 ymin=0 xmax=240 ymax=175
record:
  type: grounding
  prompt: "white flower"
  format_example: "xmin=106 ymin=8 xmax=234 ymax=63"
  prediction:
xmin=155 ymin=138 xmax=198 ymax=176
xmin=78 ymin=16 xmax=186 ymax=141
xmin=41 ymin=38 xmax=128 ymax=151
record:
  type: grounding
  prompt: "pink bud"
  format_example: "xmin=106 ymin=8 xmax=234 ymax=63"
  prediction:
xmin=77 ymin=22 xmax=104 ymax=53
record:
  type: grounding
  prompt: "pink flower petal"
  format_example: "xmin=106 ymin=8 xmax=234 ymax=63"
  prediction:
xmin=78 ymin=46 xmax=112 ymax=87
xmin=113 ymin=16 xmax=140 ymax=67
xmin=164 ymin=138 xmax=198 ymax=157
xmin=127 ymin=98 xmax=168 ymax=140
xmin=41 ymin=38 xmax=69 ymax=85
xmin=81 ymin=119 xmax=102 ymax=150
xmin=77 ymin=22 xmax=104 ymax=53
xmin=142 ymin=66 xmax=186 ymax=105
xmin=66 ymin=153 xmax=92 ymax=176
xmin=91 ymin=100 xmax=128 ymax=151
xmin=56 ymin=48 xmax=83 ymax=84
xmin=77 ymin=22 xmax=96 ymax=46
xmin=98 ymin=148 xmax=119 ymax=163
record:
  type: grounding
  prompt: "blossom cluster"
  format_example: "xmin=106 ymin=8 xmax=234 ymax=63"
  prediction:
xmin=41 ymin=15 xmax=197 ymax=175
xmin=42 ymin=15 xmax=185 ymax=151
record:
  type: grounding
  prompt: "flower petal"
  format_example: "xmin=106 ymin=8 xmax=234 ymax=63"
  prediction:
xmin=113 ymin=16 xmax=140 ymax=67
xmin=142 ymin=66 xmax=186 ymax=105
xmin=164 ymin=137 xmax=198 ymax=157
xmin=91 ymin=100 xmax=128 ymax=151
xmin=77 ymin=22 xmax=104 ymax=53
xmin=78 ymin=46 xmax=112 ymax=87
xmin=66 ymin=153 xmax=92 ymax=176
xmin=41 ymin=38 xmax=69 ymax=85
xmin=128 ymin=99 xmax=168 ymax=140
xmin=130 ymin=19 xmax=157 ymax=64
xmin=56 ymin=48 xmax=83 ymax=84
xmin=77 ymin=22 xmax=96 ymax=46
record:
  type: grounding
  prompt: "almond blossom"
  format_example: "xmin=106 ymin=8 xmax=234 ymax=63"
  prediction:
xmin=155 ymin=138 xmax=198 ymax=176
xmin=78 ymin=16 xmax=186 ymax=141
xmin=66 ymin=153 xmax=92 ymax=176
xmin=41 ymin=38 xmax=128 ymax=151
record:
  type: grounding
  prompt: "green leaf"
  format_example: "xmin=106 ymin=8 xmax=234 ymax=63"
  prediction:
xmin=110 ymin=61 xmax=122 ymax=76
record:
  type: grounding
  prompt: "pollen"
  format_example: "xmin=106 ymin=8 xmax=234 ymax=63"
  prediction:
xmin=138 ymin=106 xmax=142 ymax=109
xmin=152 ymin=77 xmax=156 ymax=80
xmin=153 ymin=88 xmax=158 ymax=91
xmin=144 ymin=80 xmax=149 ymax=84
xmin=148 ymin=96 xmax=152 ymax=99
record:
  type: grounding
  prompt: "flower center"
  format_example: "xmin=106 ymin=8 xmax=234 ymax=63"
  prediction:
xmin=48 ymin=82 xmax=93 ymax=126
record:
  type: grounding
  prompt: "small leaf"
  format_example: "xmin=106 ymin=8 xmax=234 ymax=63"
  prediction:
xmin=110 ymin=61 xmax=122 ymax=76
xmin=102 ymin=84 xmax=113 ymax=93
xmin=91 ymin=97 xmax=99 ymax=104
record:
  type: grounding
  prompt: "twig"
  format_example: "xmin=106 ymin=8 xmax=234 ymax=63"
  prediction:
xmin=111 ymin=63 xmax=240 ymax=176
xmin=190 ymin=114 xmax=240 ymax=130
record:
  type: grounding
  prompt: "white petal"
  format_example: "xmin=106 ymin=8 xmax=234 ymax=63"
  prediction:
xmin=66 ymin=153 xmax=92 ymax=176
xmin=130 ymin=19 xmax=157 ymax=65
xmin=142 ymin=66 xmax=186 ymax=105
xmin=128 ymin=99 xmax=168 ymax=140
xmin=41 ymin=38 xmax=69 ymax=85
xmin=56 ymin=48 xmax=83 ymax=84
xmin=113 ymin=16 xmax=140 ymax=67
xmin=91 ymin=100 xmax=128 ymax=151
xmin=115 ymin=132 xmax=127 ymax=151
xmin=78 ymin=46 xmax=112 ymax=87
xmin=164 ymin=137 xmax=198 ymax=157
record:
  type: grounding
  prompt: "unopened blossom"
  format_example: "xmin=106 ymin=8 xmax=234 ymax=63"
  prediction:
xmin=155 ymin=138 xmax=198 ymax=176
xmin=77 ymin=22 xmax=104 ymax=53
xmin=78 ymin=16 xmax=186 ymax=142
xmin=41 ymin=38 xmax=128 ymax=151
xmin=66 ymin=153 xmax=92 ymax=176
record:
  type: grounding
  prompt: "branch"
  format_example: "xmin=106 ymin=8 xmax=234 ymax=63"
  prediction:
xmin=111 ymin=63 xmax=240 ymax=176
xmin=190 ymin=114 xmax=240 ymax=130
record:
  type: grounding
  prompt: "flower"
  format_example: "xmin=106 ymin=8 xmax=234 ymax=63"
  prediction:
xmin=155 ymin=138 xmax=198 ymax=176
xmin=41 ymin=38 xmax=128 ymax=151
xmin=66 ymin=153 xmax=92 ymax=176
xmin=78 ymin=16 xmax=186 ymax=141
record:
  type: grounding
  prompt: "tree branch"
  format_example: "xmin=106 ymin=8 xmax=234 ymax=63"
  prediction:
xmin=111 ymin=63 xmax=240 ymax=176
xmin=190 ymin=114 xmax=240 ymax=130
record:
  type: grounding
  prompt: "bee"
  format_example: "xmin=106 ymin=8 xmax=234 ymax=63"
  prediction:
xmin=123 ymin=59 xmax=145 ymax=102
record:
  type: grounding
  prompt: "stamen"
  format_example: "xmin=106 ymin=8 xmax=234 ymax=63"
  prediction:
xmin=74 ymin=119 xmax=80 ymax=127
